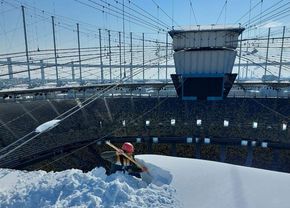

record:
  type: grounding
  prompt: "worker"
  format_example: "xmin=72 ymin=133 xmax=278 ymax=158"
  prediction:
xmin=101 ymin=142 xmax=147 ymax=177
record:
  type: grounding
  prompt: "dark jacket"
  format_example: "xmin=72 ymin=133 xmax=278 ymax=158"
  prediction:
xmin=101 ymin=151 xmax=142 ymax=176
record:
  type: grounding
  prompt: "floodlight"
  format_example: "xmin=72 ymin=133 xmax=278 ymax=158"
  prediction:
xmin=146 ymin=120 xmax=150 ymax=126
xmin=252 ymin=122 xmax=258 ymax=128
xmin=224 ymin=120 xmax=229 ymax=127
xmin=152 ymin=137 xmax=158 ymax=143
xmin=204 ymin=138 xmax=210 ymax=144
xmin=261 ymin=142 xmax=268 ymax=148
xmin=197 ymin=119 xmax=202 ymax=126
xmin=282 ymin=123 xmax=287 ymax=131
xmin=171 ymin=119 xmax=176 ymax=126
xmin=241 ymin=140 xmax=248 ymax=146
xmin=187 ymin=137 xmax=193 ymax=143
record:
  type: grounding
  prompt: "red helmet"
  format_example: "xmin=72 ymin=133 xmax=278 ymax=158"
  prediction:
xmin=121 ymin=142 xmax=134 ymax=153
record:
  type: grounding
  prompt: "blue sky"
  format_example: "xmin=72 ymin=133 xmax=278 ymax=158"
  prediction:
xmin=21 ymin=0 xmax=288 ymax=26
xmin=16 ymin=0 xmax=290 ymax=27
xmin=0 ymin=0 xmax=289 ymax=53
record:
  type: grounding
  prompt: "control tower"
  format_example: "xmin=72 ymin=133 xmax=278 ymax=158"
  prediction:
xmin=169 ymin=25 xmax=244 ymax=100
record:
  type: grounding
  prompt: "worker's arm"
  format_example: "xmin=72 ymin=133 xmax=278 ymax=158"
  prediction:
xmin=126 ymin=157 xmax=148 ymax=173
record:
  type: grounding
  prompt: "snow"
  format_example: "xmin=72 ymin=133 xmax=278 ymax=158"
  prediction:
xmin=0 ymin=164 xmax=179 ymax=208
xmin=1 ymin=155 xmax=290 ymax=208
xmin=35 ymin=120 xmax=61 ymax=133
xmin=137 ymin=155 xmax=290 ymax=208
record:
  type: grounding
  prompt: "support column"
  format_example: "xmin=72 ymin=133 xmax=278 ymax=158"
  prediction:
xmin=21 ymin=5 xmax=31 ymax=86
xmin=130 ymin=32 xmax=133 ymax=82
xmin=99 ymin=29 xmax=104 ymax=83
xmin=119 ymin=31 xmax=122 ymax=80
xmin=52 ymin=16 xmax=59 ymax=85
xmin=142 ymin=33 xmax=145 ymax=82
xmin=278 ymin=26 xmax=285 ymax=83
xmin=237 ymin=33 xmax=242 ymax=82
xmin=123 ymin=6 xmax=126 ymax=79
xmin=264 ymin=27 xmax=271 ymax=76
xmin=108 ymin=30 xmax=112 ymax=82
xmin=7 ymin=58 xmax=13 ymax=80
xmin=166 ymin=33 xmax=168 ymax=82
xmin=76 ymin=23 xmax=82 ymax=83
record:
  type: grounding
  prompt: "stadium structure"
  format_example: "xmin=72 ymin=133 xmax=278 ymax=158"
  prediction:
xmin=0 ymin=1 xmax=289 ymax=174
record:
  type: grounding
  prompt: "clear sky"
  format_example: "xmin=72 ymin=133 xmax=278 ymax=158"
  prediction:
xmin=1 ymin=0 xmax=289 ymax=54
xmin=11 ymin=0 xmax=289 ymax=27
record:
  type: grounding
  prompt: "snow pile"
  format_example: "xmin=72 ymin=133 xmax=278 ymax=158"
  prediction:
xmin=35 ymin=119 xmax=61 ymax=133
xmin=0 ymin=166 xmax=179 ymax=208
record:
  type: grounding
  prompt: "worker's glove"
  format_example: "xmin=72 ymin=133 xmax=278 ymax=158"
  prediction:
xmin=141 ymin=166 xmax=148 ymax=172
